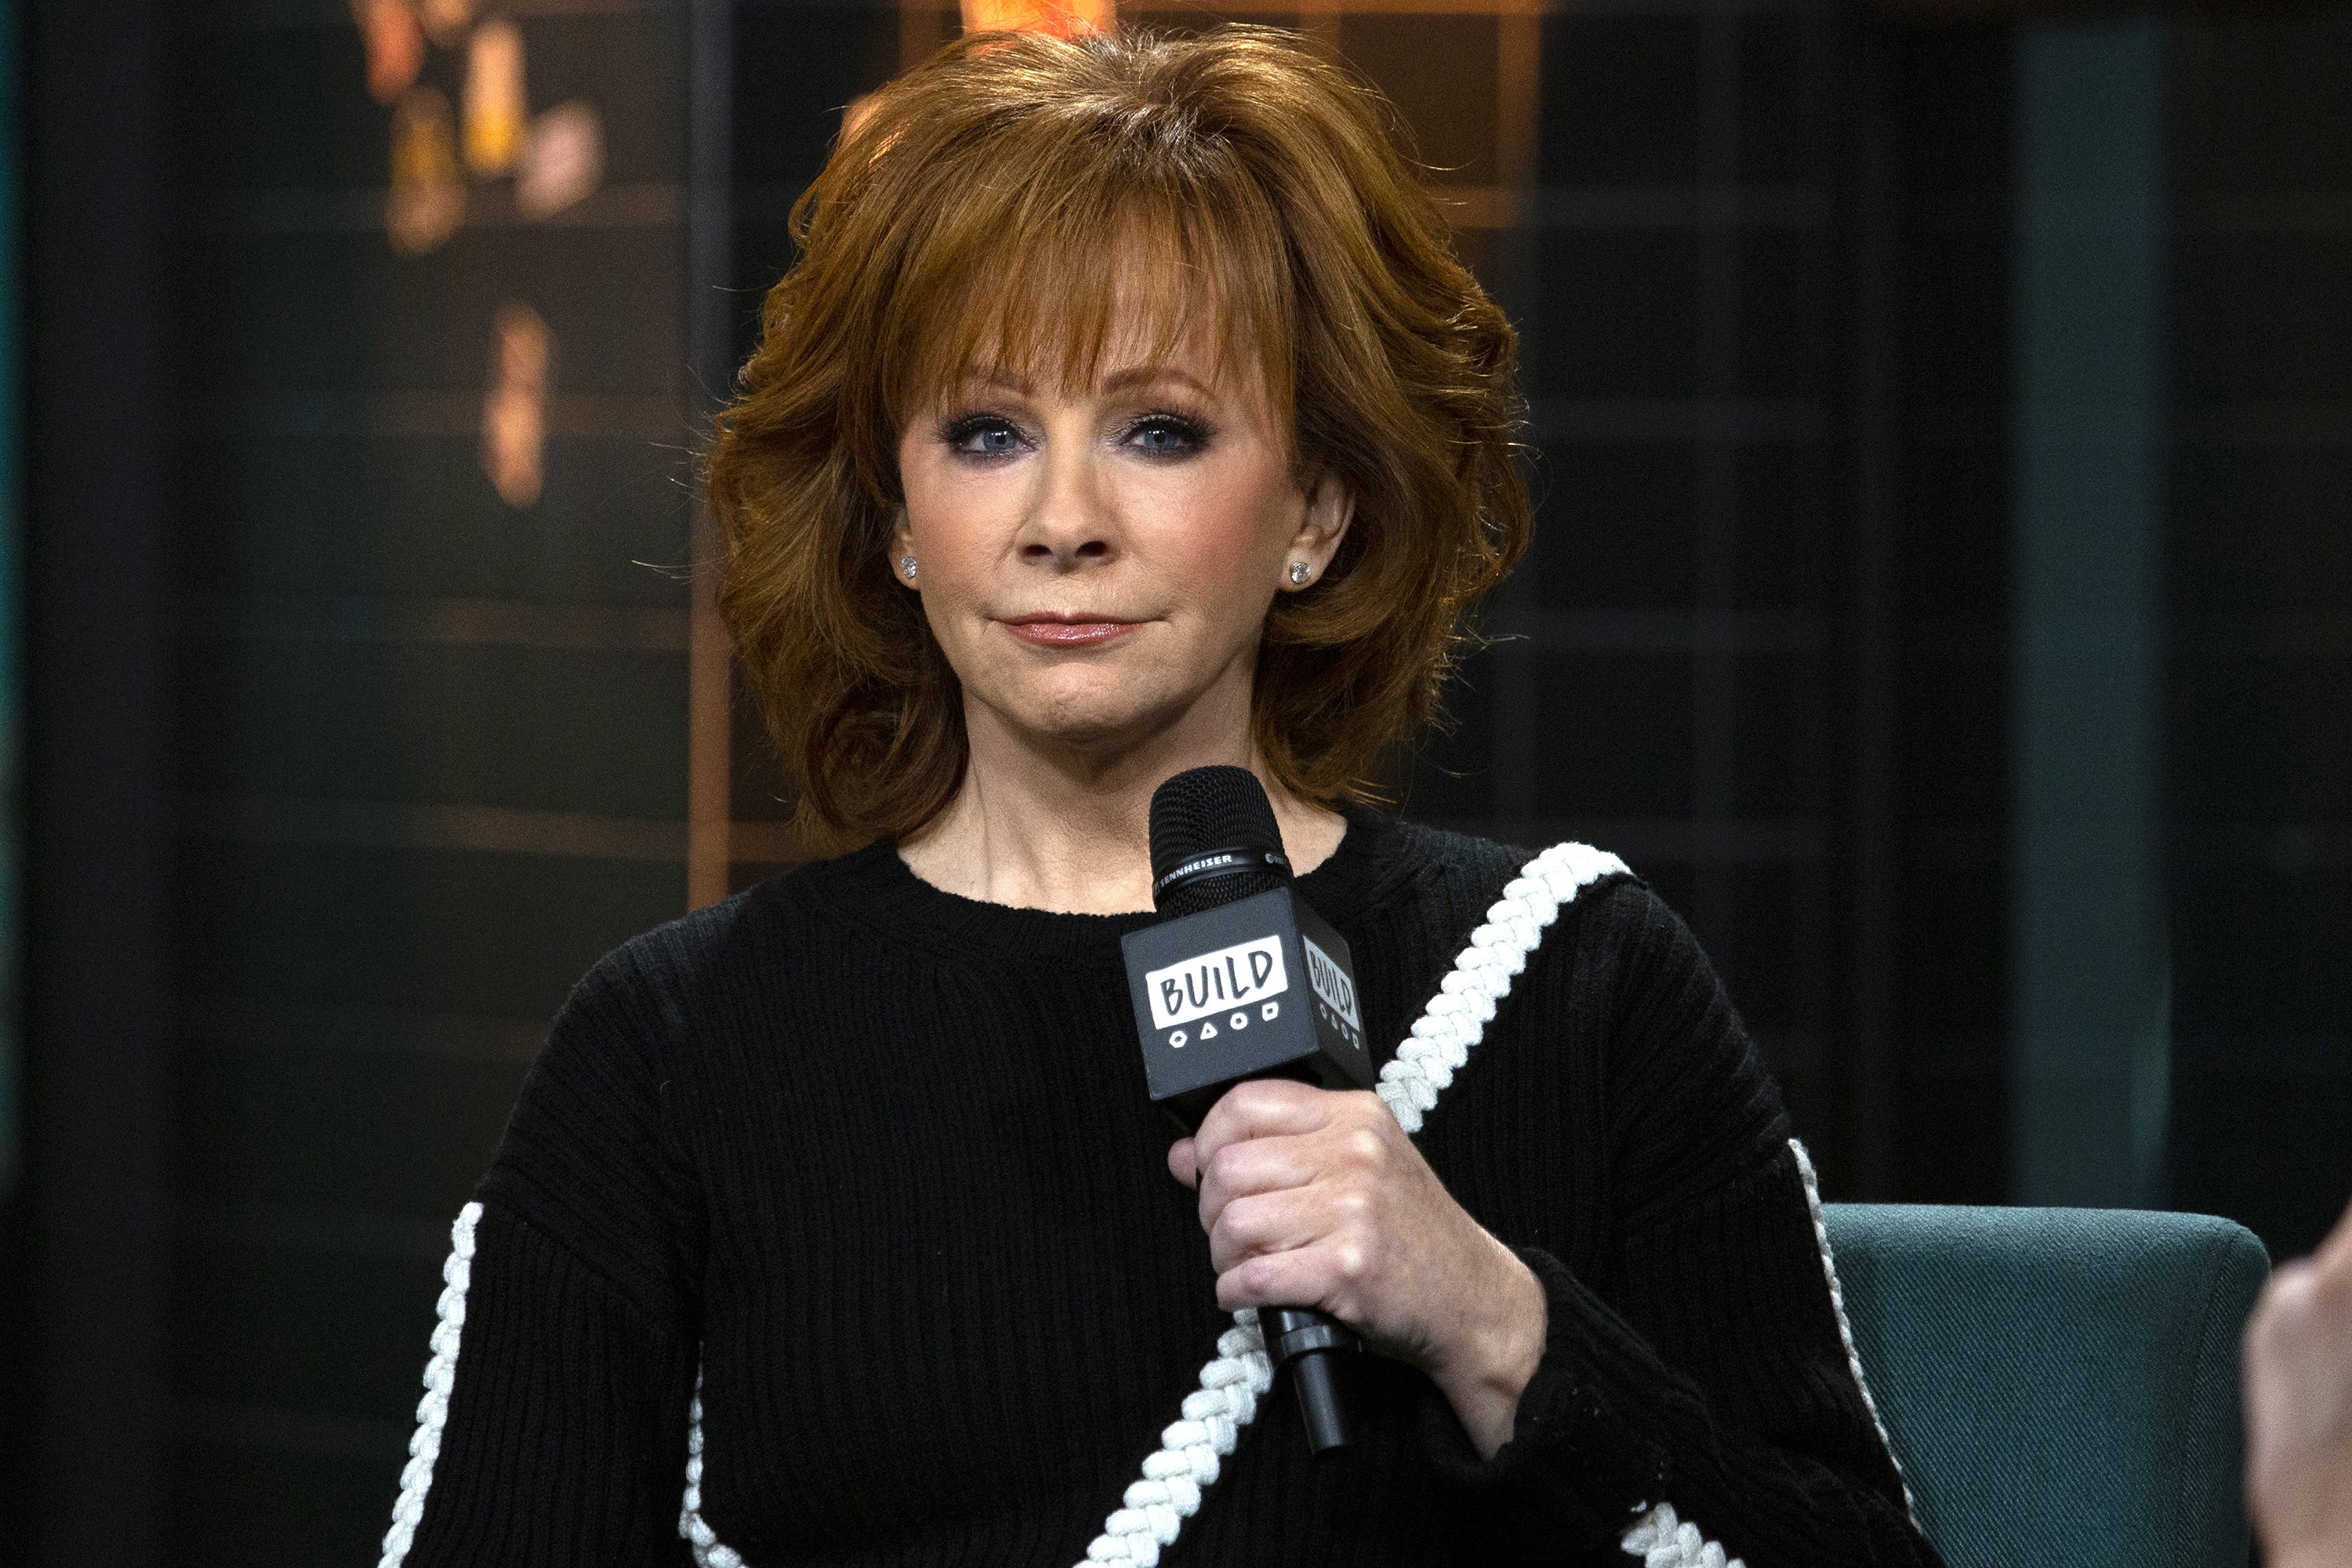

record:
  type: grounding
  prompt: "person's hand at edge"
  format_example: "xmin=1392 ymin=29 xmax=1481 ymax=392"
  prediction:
xmin=2245 ymin=1191 xmax=2352 ymax=1568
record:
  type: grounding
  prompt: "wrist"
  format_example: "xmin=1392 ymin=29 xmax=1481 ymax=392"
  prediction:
xmin=1432 ymin=1237 xmax=1547 ymax=1459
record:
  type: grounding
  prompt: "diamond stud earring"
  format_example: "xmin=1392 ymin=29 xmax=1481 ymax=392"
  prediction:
xmin=899 ymin=556 xmax=918 ymax=579
xmin=1288 ymin=561 xmax=1312 ymax=585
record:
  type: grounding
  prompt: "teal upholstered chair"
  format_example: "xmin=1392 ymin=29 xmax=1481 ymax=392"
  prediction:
xmin=1822 ymin=1205 xmax=2270 ymax=1568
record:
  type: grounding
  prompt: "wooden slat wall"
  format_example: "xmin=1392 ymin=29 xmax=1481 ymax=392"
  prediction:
xmin=164 ymin=5 xmax=695 ymax=1560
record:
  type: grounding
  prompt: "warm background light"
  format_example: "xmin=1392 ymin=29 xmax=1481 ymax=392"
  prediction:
xmin=354 ymin=0 xmax=424 ymax=103
xmin=516 ymin=101 xmax=604 ymax=220
xmin=417 ymin=0 xmax=477 ymax=49
xmin=959 ymin=0 xmax=1117 ymax=38
xmin=481 ymin=303 xmax=553 ymax=509
xmin=386 ymin=86 xmax=464 ymax=256
xmin=462 ymin=18 xmax=527 ymax=177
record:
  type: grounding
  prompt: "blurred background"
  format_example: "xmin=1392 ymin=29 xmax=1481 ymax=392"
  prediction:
xmin=0 ymin=0 xmax=2344 ymax=1559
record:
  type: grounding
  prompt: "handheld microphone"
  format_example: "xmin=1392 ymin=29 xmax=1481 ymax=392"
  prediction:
xmin=1121 ymin=765 xmax=1374 ymax=1457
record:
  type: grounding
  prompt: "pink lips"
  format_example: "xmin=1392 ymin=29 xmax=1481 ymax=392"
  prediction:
xmin=1000 ymin=615 xmax=1142 ymax=648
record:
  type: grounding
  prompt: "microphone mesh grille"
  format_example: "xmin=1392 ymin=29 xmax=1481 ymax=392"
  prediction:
xmin=1148 ymin=766 xmax=1287 ymax=913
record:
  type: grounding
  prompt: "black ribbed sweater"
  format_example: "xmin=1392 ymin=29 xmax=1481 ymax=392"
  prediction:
xmin=390 ymin=810 xmax=1939 ymax=1567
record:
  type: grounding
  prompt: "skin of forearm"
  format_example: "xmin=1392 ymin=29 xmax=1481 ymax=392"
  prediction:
xmin=1425 ymin=1235 xmax=1548 ymax=1458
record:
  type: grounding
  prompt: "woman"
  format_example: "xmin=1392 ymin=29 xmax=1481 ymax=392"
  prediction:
xmin=380 ymin=27 xmax=1939 ymax=1568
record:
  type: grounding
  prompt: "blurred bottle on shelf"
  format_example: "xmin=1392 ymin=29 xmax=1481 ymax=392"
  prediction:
xmin=463 ymin=19 xmax=528 ymax=177
xmin=516 ymin=102 xmax=604 ymax=220
xmin=387 ymin=87 xmax=466 ymax=256
xmin=417 ymin=0 xmax=477 ymax=49
xmin=483 ymin=303 xmax=553 ymax=509
xmin=353 ymin=0 xmax=425 ymax=104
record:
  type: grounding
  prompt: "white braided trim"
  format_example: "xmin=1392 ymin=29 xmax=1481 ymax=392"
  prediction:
xmin=1374 ymin=841 xmax=1628 ymax=1135
xmin=1071 ymin=1312 xmax=1275 ymax=1566
xmin=1621 ymin=1501 xmax=1746 ymax=1567
xmin=679 ymin=1369 xmax=746 ymax=1568
xmin=379 ymin=1201 xmax=482 ymax=1568
xmin=1608 ymin=1142 xmax=1918 ymax=1566
xmin=677 ymin=1316 xmax=1279 ymax=1568
xmin=1073 ymin=840 xmax=1630 ymax=1566
xmin=1788 ymin=1138 xmax=1918 ymax=1524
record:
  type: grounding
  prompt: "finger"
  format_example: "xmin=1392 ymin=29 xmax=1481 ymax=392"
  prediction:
xmin=1190 ymin=1080 xmax=1334 ymax=1178
xmin=1214 ymin=1236 xmax=1374 ymax=1319
xmin=1168 ymin=1138 xmax=1199 ymax=1189
xmin=1207 ymin=1185 xmax=1342 ymax=1274
xmin=1196 ymin=1131 xmax=1322 ymax=1235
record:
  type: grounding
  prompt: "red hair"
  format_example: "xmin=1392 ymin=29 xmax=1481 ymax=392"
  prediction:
xmin=707 ymin=26 xmax=1530 ymax=852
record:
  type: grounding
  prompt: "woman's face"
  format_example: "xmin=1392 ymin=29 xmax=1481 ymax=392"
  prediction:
xmin=893 ymin=313 xmax=1351 ymax=764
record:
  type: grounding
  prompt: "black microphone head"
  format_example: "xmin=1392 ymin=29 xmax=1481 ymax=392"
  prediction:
xmin=1149 ymin=765 xmax=1293 ymax=916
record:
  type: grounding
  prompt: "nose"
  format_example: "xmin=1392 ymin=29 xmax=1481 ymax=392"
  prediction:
xmin=1014 ymin=430 xmax=1115 ymax=571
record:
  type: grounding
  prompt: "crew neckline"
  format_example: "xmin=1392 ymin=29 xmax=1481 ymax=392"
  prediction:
xmin=822 ymin=802 xmax=1409 ymax=958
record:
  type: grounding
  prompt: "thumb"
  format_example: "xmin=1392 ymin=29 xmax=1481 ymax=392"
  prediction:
xmin=1168 ymin=1138 xmax=1200 ymax=1189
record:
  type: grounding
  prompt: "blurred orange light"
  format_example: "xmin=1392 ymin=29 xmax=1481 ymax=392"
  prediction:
xmin=483 ymin=303 xmax=553 ymax=509
xmin=960 ymin=0 xmax=1114 ymax=38
xmin=463 ymin=19 xmax=528 ymax=177
xmin=416 ymin=0 xmax=476 ymax=48
xmin=353 ymin=0 xmax=425 ymax=104
xmin=387 ymin=88 xmax=466 ymax=255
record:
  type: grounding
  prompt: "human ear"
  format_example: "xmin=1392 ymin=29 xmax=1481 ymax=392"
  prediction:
xmin=1280 ymin=468 xmax=1355 ymax=591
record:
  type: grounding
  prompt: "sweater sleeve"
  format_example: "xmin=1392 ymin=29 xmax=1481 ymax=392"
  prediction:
xmin=381 ymin=947 xmax=706 ymax=1568
xmin=1418 ymin=884 xmax=1941 ymax=1568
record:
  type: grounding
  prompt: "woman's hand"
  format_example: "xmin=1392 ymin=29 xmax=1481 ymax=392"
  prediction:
xmin=1169 ymin=1078 xmax=1546 ymax=1458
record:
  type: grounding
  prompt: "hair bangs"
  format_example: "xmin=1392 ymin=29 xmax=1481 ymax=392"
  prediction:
xmin=881 ymin=148 xmax=1294 ymax=449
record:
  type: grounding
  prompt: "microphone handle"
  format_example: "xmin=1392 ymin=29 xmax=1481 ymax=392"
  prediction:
xmin=1261 ymin=1305 xmax=1361 ymax=1456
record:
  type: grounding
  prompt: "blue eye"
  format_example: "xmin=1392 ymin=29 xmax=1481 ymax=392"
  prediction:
xmin=944 ymin=416 xmax=1025 ymax=458
xmin=1126 ymin=414 xmax=1208 ymax=458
